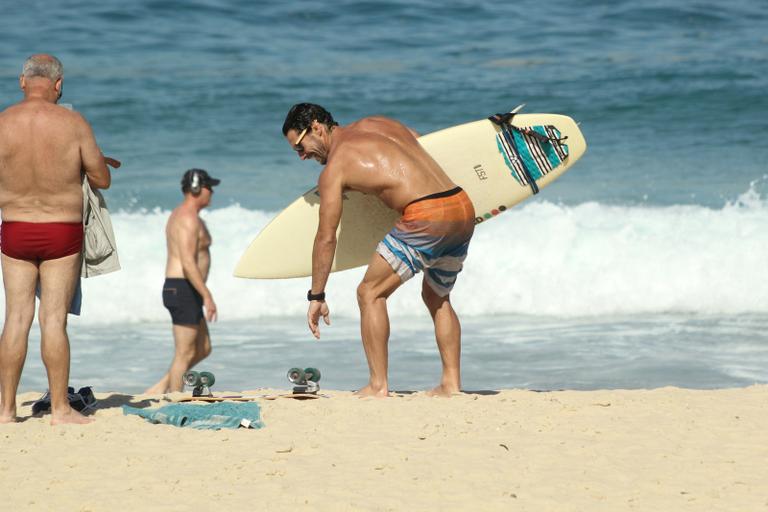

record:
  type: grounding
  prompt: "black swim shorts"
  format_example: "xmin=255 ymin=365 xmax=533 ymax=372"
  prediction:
xmin=162 ymin=278 xmax=204 ymax=325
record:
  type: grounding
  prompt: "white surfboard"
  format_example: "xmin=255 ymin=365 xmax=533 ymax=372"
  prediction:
xmin=234 ymin=111 xmax=586 ymax=279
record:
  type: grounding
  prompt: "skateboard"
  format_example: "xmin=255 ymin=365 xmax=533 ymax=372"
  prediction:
xmin=259 ymin=367 xmax=327 ymax=400
xmin=176 ymin=368 xmax=328 ymax=402
xmin=175 ymin=394 xmax=261 ymax=403
xmin=177 ymin=370 xmax=258 ymax=402
xmin=287 ymin=367 xmax=321 ymax=393
xmin=260 ymin=392 xmax=328 ymax=400
xmin=176 ymin=392 xmax=327 ymax=402
xmin=183 ymin=370 xmax=216 ymax=397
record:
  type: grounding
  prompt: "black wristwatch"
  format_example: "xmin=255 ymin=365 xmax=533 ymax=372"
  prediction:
xmin=307 ymin=289 xmax=326 ymax=302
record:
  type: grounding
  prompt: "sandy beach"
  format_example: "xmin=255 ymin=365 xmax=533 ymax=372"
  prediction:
xmin=1 ymin=386 xmax=766 ymax=511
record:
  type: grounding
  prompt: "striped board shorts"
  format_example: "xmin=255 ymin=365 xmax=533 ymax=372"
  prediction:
xmin=376 ymin=187 xmax=475 ymax=297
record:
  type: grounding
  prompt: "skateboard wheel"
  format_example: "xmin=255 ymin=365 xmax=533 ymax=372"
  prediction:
xmin=304 ymin=367 xmax=321 ymax=382
xmin=183 ymin=371 xmax=200 ymax=387
xmin=199 ymin=371 xmax=215 ymax=387
xmin=287 ymin=367 xmax=305 ymax=384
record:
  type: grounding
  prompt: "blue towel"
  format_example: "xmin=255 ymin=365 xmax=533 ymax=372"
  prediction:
xmin=123 ymin=402 xmax=264 ymax=430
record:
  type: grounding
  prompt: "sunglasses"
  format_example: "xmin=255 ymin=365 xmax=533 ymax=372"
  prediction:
xmin=293 ymin=127 xmax=309 ymax=153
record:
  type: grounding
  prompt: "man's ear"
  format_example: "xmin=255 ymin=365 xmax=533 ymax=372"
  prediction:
xmin=55 ymin=78 xmax=63 ymax=98
xmin=19 ymin=75 xmax=25 ymax=91
xmin=312 ymin=120 xmax=328 ymax=137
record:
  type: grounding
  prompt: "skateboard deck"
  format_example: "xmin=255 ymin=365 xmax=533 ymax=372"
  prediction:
xmin=175 ymin=395 xmax=260 ymax=403
xmin=175 ymin=393 xmax=329 ymax=402
xmin=261 ymin=393 xmax=329 ymax=400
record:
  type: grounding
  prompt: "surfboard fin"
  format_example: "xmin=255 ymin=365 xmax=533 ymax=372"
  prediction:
xmin=510 ymin=103 xmax=526 ymax=114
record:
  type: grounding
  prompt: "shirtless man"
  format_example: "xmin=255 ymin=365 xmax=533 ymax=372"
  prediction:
xmin=146 ymin=169 xmax=219 ymax=394
xmin=282 ymin=103 xmax=475 ymax=397
xmin=0 ymin=54 xmax=118 ymax=424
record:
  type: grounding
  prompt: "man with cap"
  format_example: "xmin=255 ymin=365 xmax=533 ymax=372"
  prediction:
xmin=146 ymin=169 xmax=220 ymax=394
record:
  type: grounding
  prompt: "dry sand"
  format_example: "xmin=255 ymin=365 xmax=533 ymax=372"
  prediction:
xmin=1 ymin=386 xmax=767 ymax=511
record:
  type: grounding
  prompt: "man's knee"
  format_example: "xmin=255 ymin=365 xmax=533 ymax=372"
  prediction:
xmin=357 ymin=280 xmax=380 ymax=307
xmin=38 ymin=307 xmax=68 ymax=334
xmin=422 ymin=281 xmax=449 ymax=310
xmin=2 ymin=307 xmax=35 ymax=332
xmin=199 ymin=340 xmax=212 ymax=359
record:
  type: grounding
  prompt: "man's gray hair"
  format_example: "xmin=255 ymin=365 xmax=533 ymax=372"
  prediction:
xmin=22 ymin=55 xmax=64 ymax=81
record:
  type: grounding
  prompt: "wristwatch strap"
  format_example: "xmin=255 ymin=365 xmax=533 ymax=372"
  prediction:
xmin=307 ymin=289 xmax=326 ymax=301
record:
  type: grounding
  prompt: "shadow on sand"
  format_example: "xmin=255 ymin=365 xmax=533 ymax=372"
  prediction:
xmin=92 ymin=393 xmax=160 ymax=410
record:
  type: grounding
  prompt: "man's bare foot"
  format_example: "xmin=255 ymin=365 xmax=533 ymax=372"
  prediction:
xmin=144 ymin=375 xmax=170 ymax=395
xmin=51 ymin=406 xmax=93 ymax=425
xmin=144 ymin=384 xmax=168 ymax=395
xmin=426 ymin=384 xmax=461 ymax=397
xmin=355 ymin=384 xmax=389 ymax=398
xmin=0 ymin=412 xmax=19 ymax=424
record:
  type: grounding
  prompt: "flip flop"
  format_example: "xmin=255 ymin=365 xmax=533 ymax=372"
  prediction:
xmin=31 ymin=386 xmax=97 ymax=415
xmin=72 ymin=386 xmax=97 ymax=413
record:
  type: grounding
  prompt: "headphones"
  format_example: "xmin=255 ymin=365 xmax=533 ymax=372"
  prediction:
xmin=190 ymin=170 xmax=202 ymax=196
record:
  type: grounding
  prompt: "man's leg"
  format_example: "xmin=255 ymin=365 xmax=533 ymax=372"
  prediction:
xmin=193 ymin=319 xmax=212 ymax=364
xmin=421 ymin=279 xmax=462 ymax=397
xmin=167 ymin=323 xmax=202 ymax=393
xmin=356 ymin=253 xmax=403 ymax=397
xmin=145 ymin=319 xmax=210 ymax=394
xmin=0 ymin=255 xmax=38 ymax=423
xmin=38 ymin=252 xmax=91 ymax=425
xmin=144 ymin=373 xmax=171 ymax=395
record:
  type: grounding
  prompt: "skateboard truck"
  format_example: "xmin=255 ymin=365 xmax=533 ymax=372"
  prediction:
xmin=183 ymin=370 xmax=216 ymax=397
xmin=287 ymin=367 xmax=321 ymax=394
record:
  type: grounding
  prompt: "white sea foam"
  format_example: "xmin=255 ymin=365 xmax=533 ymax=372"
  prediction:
xmin=2 ymin=188 xmax=766 ymax=324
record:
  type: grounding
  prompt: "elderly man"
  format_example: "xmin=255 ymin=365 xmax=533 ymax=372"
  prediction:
xmin=283 ymin=103 xmax=475 ymax=397
xmin=0 ymin=54 xmax=118 ymax=424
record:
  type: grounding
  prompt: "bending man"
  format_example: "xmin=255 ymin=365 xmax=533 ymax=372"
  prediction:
xmin=282 ymin=103 xmax=475 ymax=397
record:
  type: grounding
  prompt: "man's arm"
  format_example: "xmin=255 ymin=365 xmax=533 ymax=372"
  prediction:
xmin=311 ymin=166 xmax=344 ymax=296
xmin=177 ymin=213 xmax=217 ymax=321
xmin=306 ymin=164 xmax=344 ymax=339
xmin=77 ymin=115 xmax=114 ymax=189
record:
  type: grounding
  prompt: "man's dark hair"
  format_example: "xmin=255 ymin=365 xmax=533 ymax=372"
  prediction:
xmin=282 ymin=103 xmax=339 ymax=136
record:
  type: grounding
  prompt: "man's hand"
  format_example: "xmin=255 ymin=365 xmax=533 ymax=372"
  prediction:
xmin=204 ymin=295 xmax=218 ymax=322
xmin=307 ymin=300 xmax=330 ymax=339
xmin=105 ymin=156 xmax=121 ymax=169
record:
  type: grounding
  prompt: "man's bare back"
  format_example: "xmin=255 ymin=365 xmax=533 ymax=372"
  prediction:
xmin=0 ymin=98 xmax=110 ymax=222
xmin=320 ymin=116 xmax=456 ymax=213
xmin=0 ymin=54 xmax=115 ymax=425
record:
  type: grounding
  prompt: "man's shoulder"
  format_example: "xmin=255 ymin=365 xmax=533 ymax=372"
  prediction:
xmin=335 ymin=126 xmax=388 ymax=152
xmin=169 ymin=205 xmax=201 ymax=224
xmin=1 ymin=102 xmax=87 ymax=130
xmin=0 ymin=102 xmax=24 ymax=123
xmin=358 ymin=115 xmax=395 ymax=124
xmin=52 ymin=105 xmax=89 ymax=127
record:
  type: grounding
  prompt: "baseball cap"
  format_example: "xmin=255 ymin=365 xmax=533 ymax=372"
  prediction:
xmin=181 ymin=168 xmax=221 ymax=192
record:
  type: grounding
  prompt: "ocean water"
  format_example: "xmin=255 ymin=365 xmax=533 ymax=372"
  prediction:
xmin=1 ymin=0 xmax=767 ymax=393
